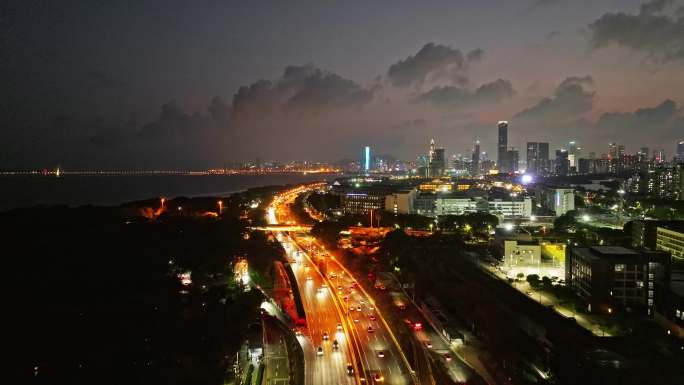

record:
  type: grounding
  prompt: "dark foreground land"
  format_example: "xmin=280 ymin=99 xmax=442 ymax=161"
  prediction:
xmin=5 ymin=188 xmax=286 ymax=385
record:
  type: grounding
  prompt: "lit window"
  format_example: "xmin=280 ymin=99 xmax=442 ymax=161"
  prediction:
xmin=614 ymin=264 xmax=625 ymax=272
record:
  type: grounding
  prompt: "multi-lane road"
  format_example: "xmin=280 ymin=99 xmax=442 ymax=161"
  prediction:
xmin=268 ymin=185 xmax=414 ymax=385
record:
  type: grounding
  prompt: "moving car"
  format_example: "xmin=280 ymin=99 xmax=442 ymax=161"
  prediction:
xmin=373 ymin=373 xmax=384 ymax=382
xmin=317 ymin=346 xmax=323 ymax=356
xmin=369 ymin=314 xmax=377 ymax=321
xmin=367 ymin=326 xmax=374 ymax=333
xmin=356 ymin=305 xmax=362 ymax=312
xmin=444 ymin=353 xmax=452 ymax=362
xmin=332 ymin=340 xmax=339 ymax=350
xmin=425 ymin=340 xmax=432 ymax=348
xmin=337 ymin=323 xmax=343 ymax=331
xmin=377 ymin=350 xmax=385 ymax=358
xmin=323 ymin=332 xmax=329 ymax=340
xmin=346 ymin=363 xmax=354 ymax=376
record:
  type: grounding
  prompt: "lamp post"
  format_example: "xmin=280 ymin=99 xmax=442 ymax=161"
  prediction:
xmin=218 ymin=200 xmax=223 ymax=215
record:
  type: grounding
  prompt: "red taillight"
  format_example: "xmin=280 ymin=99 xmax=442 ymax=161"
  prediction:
xmin=413 ymin=323 xmax=422 ymax=330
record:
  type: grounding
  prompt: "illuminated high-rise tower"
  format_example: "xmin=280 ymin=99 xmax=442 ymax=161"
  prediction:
xmin=497 ymin=121 xmax=508 ymax=171
xmin=471 ymin=140 xmax=481 ymax=175
xmin=676 ymin=140 xmax=684 ymax=162
xmin=364 ymin=146 xmax=370 ymax=171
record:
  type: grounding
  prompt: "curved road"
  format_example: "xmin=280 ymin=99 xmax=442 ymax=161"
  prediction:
xmin=268 ymin=185 xmax=414 ymax=385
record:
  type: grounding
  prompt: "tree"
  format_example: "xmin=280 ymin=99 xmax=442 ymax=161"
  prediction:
xmin=553 ymin=211 xmax=577 ymax=232
xmin=526 ymin=274 xmax=541 ymax=288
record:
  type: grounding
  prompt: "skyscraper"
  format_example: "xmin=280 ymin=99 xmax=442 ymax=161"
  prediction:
xmin=364 ymin=146 xmax=370 ymax=171
xmin=427 ymin=139 xmax=446 ymax=177
xmin=676 ymin=140 xmax=684 ymax=162
xmin=555 ymin=149 xmax=569 ymax=176
xmin=508 ymin=149 xmax=519 ymax=173
xmin=609 ymin=142 xmax=617 ymax=159
xmin=471 ymin=140 xmax=481 ymax=175
xmin=497 ymin=121 xmax=508 ymax=172
xmin=618 ymin=145 xmax=626 ymax=158
xmin=538 ymin=142 xmax=550 ymax=175
xmin=526 ymin=142 xmax=538 ymax=173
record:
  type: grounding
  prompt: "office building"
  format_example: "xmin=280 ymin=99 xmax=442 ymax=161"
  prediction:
xmin=538 ymin=142 xmax=550 ymax=175
xmin=497 ymin=121 xmax=508 ymax=172
xmin=566 ymin=246 xmax=670 ymax=315
xmin=677 ymin=140 xmax=684 ymax=162
xmin=364 ymin=146 xmax=371 ymax=172
xmin=555 ymin=149 xmax=569 ymax=176
xmin=609 ymin=142 xmax=618 ymax=160
xmin=471 ymin=140 xmax=480 ymax=175
xmin=656 ymin=224 xmax=684 ymax=261
xmin=488 ymin=197 xmax=532 ymax=218
xmin=526 ymin=142 xmax=538 ymax=173
xmin=385 ymin=189 xmax=417 ymax=215
xmin=427 ymin=139 xmax=446 ymax=177
xmin=618 ymin=145 xmax=626 ymax=158
xmin=539 ymin=187 xmax=574 ymax=217
xmin=435 ymin=195 xmax=480 ymax=216
xmin=631 ymin=220 xmax=684 ymax=250
xmin=505 ymin=149 xmax=519 ymax=173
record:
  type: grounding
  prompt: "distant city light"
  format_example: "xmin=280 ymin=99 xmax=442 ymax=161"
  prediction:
xmin=521 ymin=174 xmax=534 ymax=184
xmin=582 ymin=214 xmax=591 ymax=222
xmin=503 ymin=223 xmax=514 ymax=231
xmin=178 ymin=271 xmax=192 ymax=286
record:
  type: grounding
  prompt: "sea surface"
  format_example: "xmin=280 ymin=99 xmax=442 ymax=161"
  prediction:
xmin=0 ymin=173 xmax=339 ymax=211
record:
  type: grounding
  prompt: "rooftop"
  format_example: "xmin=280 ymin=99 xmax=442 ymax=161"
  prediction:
xmin=590 ymin=246 xmax=639 ymax=256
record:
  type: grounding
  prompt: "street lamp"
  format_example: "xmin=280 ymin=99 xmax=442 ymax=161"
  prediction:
xmin=218 ymin=200 xmax=223 ymax=215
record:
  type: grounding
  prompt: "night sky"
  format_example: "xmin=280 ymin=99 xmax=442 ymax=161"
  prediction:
xmin=2 ymin=0 xmax=684 ymax=169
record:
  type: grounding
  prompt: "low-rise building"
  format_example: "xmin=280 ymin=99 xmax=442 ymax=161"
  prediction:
xmin=656 ymin=225 xmax=684 ymax=261
xmin=566 ymin=246 xmax=670 ymax=315
xmin=385 ymin=189 xmax=417 ymax=215
xmin=434 ymin=194 xmax=482 ymax=216
xmin=540 ymin=188 xmax=575 ymax=216
xmin=631 ymin=220 xmax=684 ymax=250
xmin=488 ymin=197 xmax=532 ymax=218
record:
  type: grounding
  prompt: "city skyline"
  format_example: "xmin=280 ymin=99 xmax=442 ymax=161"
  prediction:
xmin=4 ymin=1 xmax=684 ymax=170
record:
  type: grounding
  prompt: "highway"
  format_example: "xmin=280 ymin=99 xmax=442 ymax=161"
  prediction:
xmin=278 ymin=233 xmax=356 ymax=385
xmin=267 ymin=185 xmax=414 ymax=385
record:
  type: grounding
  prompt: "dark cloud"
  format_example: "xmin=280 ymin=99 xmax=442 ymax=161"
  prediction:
xmin=515 ymin=76 xmax=595 ymax=122
xmin=589 ymin=0 xmax=684 ymax=63
xmin=414 ymin=79 xmax=515 ymax=108
xmin=232 ymin=64 xmax=373 ymax=121
xmin=208 ymin=96 xmax=231 ymax=125
xmin=595 ymin=99 xmax=684 ymax=144
xmin=387 ymin=43 xmax=483 ymax=87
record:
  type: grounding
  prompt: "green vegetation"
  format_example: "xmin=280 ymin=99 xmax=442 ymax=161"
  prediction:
xmin=4 ymin=194 xmax=278 ymax=385
xmin=306 ymin=191 xmax=340 ymax=213
xmin=438 ymin=212 xmax=499 ymax=235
